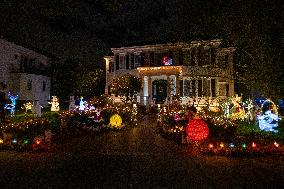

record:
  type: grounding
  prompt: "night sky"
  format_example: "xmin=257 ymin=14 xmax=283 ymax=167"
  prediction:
xmin=1 ymin=0 xmax=283 ymax=61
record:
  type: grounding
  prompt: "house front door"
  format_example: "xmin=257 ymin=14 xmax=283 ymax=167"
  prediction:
xmin=152 ymin=80 xmax=167 ymax=104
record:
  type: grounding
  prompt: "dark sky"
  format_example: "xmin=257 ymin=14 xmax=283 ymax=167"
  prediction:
xmin=0 ymin=0 xmax=283 ymax=62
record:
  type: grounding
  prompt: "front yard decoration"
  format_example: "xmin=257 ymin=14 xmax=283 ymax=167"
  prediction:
xmin=23 ymin=102 xmax=33 ymax=113
xmin=4 ymin=93 xmax=19 ymax=117
xmin=69 ymin=96 xmax=76 ymax=112
xmin=186 ymin=118 xmax=209 ymax=141
xmin=50 ymin=96 xmax=60 ymax=111
xmin=257 ymin=110 xmax=280 ymax=132
xmin=157 ymin=96 xmax=283 ymax=156
xmin=109 ymin=114 xmax=123 ymax=129
xmin=32 ymin=101 xmax=43 ymax=117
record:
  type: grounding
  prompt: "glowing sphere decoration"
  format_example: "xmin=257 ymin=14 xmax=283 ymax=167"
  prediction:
xmin=186 ymin=118 xmax=209 ymax=141
xmin=109 ymin=114 xmax=123 ymax=128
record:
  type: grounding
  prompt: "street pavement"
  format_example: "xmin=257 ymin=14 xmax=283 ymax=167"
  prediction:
xmin=0 ymin=115 xmax=283 ymax=188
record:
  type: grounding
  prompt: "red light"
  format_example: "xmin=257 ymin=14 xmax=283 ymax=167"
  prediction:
xmin=252 ymin=142 xmax=256 ymax=148
xmin=36 ymin=140 xmax=41 ymax=145
xmin=186 ymin=118 xmax=209 ymax=141
xmin=209 ymin=144 xmax=214 ymax=148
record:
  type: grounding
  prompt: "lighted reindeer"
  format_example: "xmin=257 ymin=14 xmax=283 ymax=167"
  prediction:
xmin=4 ymin=93 xmax=19 ymax=117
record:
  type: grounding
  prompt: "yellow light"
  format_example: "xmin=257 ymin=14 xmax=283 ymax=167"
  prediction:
xmin=274 ymin=141 xmax=279 ymax=147
xmin=0 ymin=139 xmax=3 ymax=144
xmin=109 ymin=114 xmax=123 ymax=128
xmin=220 ymin=143 xmax=224 ymax=148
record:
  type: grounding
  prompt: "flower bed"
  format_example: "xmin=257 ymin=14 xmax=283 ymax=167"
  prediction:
xmin=157 ymin=106 xmax=284 ymax=156
xmin=0 ymin=104 xmax=141 ymax=152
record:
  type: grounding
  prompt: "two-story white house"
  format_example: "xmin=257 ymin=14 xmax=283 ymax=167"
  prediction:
xmin=104 ymin=39 xmax=235 ymax=107
xmin=0 ymin=39 xmax=50 ymax=107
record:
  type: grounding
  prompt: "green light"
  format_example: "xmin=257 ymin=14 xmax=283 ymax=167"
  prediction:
xmin=23 ymin=139 xmax=29 ymax=145
xmin=242 ymin=143 xmax=247 ymax=148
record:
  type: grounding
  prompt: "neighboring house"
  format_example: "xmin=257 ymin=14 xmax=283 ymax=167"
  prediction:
xmin=104 ymin=39 xmax=235 ymax=107
xmin=0 ymin=39 xmax=50 ymax=107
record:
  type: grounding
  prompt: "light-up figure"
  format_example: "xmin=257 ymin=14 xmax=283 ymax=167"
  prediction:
xmin=79 ymin=96 xmax=85 ymax=111
xmin=23 ymin=102 xmax=33 ymax=113
xmin=221 ymin=101 xmax=231 ymax=118
xmin=32 ymin=100 xmax=43 ymax=117
xmin=50 ymin=96 xmax=59 ymax=111
xmin=257 ymin=110 xmax=280 ymax=132
xmin=243 ymin=98 xmax=254 ymax=122
xmin=69 ymin=96 xmax=76 ymax=112
xmin=4 ymin=93 xmax=19 ymax=116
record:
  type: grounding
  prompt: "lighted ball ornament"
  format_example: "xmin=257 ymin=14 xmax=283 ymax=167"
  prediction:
xmin=186 ymin=118 xmax=209 ymax=141
xmin=109 ymin=114 xmax=123 ymax=128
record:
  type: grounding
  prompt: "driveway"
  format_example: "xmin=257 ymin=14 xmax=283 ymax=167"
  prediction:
xmin=0 ymin=115 xmax=283 ymax=188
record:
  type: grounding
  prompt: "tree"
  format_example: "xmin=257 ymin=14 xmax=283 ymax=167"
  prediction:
xmin=110 ymin=74 xmax=142 ymax=103
xmin=52 ymin=58 xmax=105 ymax=105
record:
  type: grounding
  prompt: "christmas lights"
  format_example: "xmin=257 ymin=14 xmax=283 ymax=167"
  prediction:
xmin=186 ymin=118 xmax=209 ymax=141
xmin=4 ymin=93 xmax=19 ymax=116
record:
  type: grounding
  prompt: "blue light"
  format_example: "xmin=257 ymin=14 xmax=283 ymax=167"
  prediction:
xmin=12 ymin=139 xmax=17 ymax=144
xmin=229 ymin=143 xmax=235 ymax=148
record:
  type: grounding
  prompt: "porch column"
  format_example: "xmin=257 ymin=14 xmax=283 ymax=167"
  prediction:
xmin=140 ymin=76 xmax=145 ymax=105
xmin=175 ymin=74 xmax=180 ymax=97
xmin=167 ymin=76 xmax=171 ymax=102
xmin=104 ymin=57 xmax=111 ymax=94
xmin=229 ymin=80 xmax=234 ymax=97
xmin=148 ymin=76 xmax=152 ymax=105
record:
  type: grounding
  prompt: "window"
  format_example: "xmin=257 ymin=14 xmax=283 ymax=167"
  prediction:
xmin=130 ymin=54 xmax=135 ymax=69
xmin=179 ymin=80 xmax=184 ymax=96
xmin=226 ymin=84 xmax=230 ymax=97
xmin=190 ymin=48 xmax=196 ymax=66
xmin=110 ymin=61 xmax=114 ymax=72
xmin=119 ymin=55 xmax=125 ymax=69
xmin=178 ymin=50 xmax=184 ymax=65
xmin=150 ymin=52 xmax=155 ymax=66
xmin=134 ymin=54 xmax=140 ymax=68
xmin=42 ymin=81 xmax=46 ymax=91
xmin=198 ymin=79 xmax=203 ymax=97
xmin=211 ymin=79 xmax=216 ymax=97
xmin=125 ymin=54 xmax=129 ymax=69
xmin=191 ymin=80 xmax=196 ymax=97
xmin=115 ymin=55 xmax=119 ymax=70
xmin=27 ymin=79 xmax=32 ymax=90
